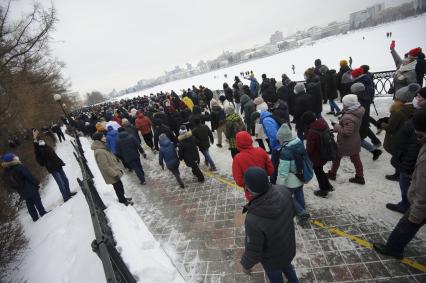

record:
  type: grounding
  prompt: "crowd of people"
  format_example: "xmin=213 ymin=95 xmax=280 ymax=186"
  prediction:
xmin=1 ymin=41 xmax=426 ymax=283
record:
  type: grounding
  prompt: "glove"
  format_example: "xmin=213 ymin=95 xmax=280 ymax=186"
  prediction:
xmin=390 ymin=40 xmax=395 ymax=50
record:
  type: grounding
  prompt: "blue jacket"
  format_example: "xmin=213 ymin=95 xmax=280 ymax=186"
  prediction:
xmin=354 ymin=74 xmax=375 ymax=100
xmin=159 ymin=137 xmax=179 ymax=169
xmin=106 ymin=128 xmax=118 ymax=154
xmin=277 ymin=138 xmax=305 ymax=188
xmin=3 ymin=160 xmax=39 ymax=199
xmin=249 ymin=78 xmax=259 ymax=95
xmin=260 ymin=111 xmax=281 ymax=150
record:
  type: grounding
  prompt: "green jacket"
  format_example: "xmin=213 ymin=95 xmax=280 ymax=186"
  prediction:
xmin=225 ymin=113 xmax=245 ymax=149
xmin=91 ymin=140 xmax=124 ymax=184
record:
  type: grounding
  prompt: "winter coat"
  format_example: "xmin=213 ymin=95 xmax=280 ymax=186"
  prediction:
xmin=249 ymin=77 xmax=259 ymax=96
xmin=106 ymin=128 xmax=119 ymax=154
xmin=153 ymin=111 xmax=169 ymax=127
xmin=254 ymin=103 xmax=268 ymax=140
xmin=1 ymin=159 xmax=39 ymax=199
xmin=204 ymin=88 xmax=214 ymax=103
xmin=224 ymin=87 xmax=234 ymax=103
xmin=116 ymin=131 xmax=143 ymax=163
xmin=192 ymin=124 xmax=214 ymax=151
xmin=354 ymin=74 xmax=375 ymax=101
xmin=260 ymin=111 xmax=281 ymax=151
xmin=355 ymin=90 xmax=372 ymax=139
xmin=178 ymin=131 xmax=200 ymax=166
xmin=333 ymin=105 xmax=365 ymax=157
xmin=232 ymin=131 xmax=274 ymax=200
xmin=123 ymin=124 xmax=141 ymax=143
xmin=277 ymin=138 xmax=305 ymax=188
xmin=391 ymin=120 xmax=422 ymax=175
xmin=391 ymin=49 xmax=418 ymax=93
xmin=34 ymin=143 xmax=65 ymax=173
xmin=225 ymin=113 xmax=246 ymax=149
xmin=306 ymin=75 xmax=323 ymax=115
xmin=325 ymin=70 xmax=338 ymax=100
xmin=240 ymin=185 xmax=296 ymax=270
xmin=407 ymin=144 xmax=426 ymax=224
xmin=305 ymin=118 xmax=330 ymax=167
xmin=240 ymin=94 xmax=256 ymax=125
xmin=135 ymin=113 xmax=153 ymax=135
xmin=159 ymin=137 xmax=179 ymax=169
xmin=182 ymin=96 xmax=194 ymax=111
xmin=91 ymin=140 xmax=124 ymax=184
xmin=154 ymin=124 xmax=177 ymax=151
xmin=233 ymin=88 xmax=242 ymax=103
xmin=294 ymin=92 xmax=313 ymax=132
xmin=337 ymin=66 xmax=353 ymax=98
xmin=383 ymin=102 xmax=416 ymax=153
xmin=416 ymin=53 xmax=426 ymax=85
xmin=262 ymin=86 xmax=277 ymax=104
xmin=276 ymin=85 xmax=291 ymax=103
xmin=210 ymin=104 xmax=224 ymax=126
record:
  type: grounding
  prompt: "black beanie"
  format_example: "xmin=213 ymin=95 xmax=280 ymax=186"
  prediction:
xmin=244 ymin=167 xmax=270 ymax=195
xmin=418 ymin=87 xmax=426 ymax=99
xmin=314 ymin=59 xmax=322 ymax=67
xmin=413 ymin=109 xmax=426 ymax=132
xmin=302 ymin=111 xmax=316 ymax=126
xmin=92 ymin=132 xmax=104 ymax=141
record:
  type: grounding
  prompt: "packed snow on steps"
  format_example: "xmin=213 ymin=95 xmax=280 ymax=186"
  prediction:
xmin=117 ymin=14 xmax=426 ymax=100
xmin=9 ymin=132 xmax=185 ymax=283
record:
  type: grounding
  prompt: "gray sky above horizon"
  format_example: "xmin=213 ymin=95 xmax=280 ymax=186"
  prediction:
xmin=13 ymin=0 xmax=407 ymax=95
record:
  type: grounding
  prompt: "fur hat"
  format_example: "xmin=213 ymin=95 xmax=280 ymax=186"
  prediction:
xmin=276 ymin=124 xmax=293 ymax=144
xmin=413 ymin=109 xmax=426 ymax=132
xmin=351 ymin=68 xmax=364 ymax=79
xmin=408 ymin=47 xmax=422 ymax=58
xmin=92 ymin=132 xmax=104 ymax=141
xmin=340 ymin=60 xmax=348 ymax=67
xmin=179 ymin=125 xmax=188 ymax=135
xmin=342 ymin=94 xmax=358 ymax=107
xmin=302 ymin=111 xmax=316 ymax=126
xmin=294 ymin=82 xmax=306 ymax=94
xmin=396 ymin=83 xmax=421 ymax=103
xmin=224 ymin=106 xmax=235 ymax=115
xmin=1 ymin=153 xmax=15 ymax=162
xmin=253 ymin=97 xmax=264 ymax=105
xmin=350 ymin=82 xmax=366 ymax=94
xmin=243 ymin=167 xmax=270 ymax=195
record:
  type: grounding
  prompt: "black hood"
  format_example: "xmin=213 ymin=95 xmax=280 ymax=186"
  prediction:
xmin=246 ymin=186 xmax=287 ymax=219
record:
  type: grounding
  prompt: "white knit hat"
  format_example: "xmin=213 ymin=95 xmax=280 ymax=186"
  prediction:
xmin=294 ymin=82 xmax=306 ymax=94
xmin=342 ymin=94 xmax=358 ymax=107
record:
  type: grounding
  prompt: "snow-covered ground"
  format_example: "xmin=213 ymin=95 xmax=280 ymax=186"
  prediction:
xmin=114 ymin=14 xmax=426 ymax=100
xmin=8 ymin=15 xmax=426 ymax=282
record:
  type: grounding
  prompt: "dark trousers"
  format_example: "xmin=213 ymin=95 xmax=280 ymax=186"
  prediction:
xmin=112 ymin=180 xmax=127 ymax=203
xmin=265 ymin=264 xmax=299 ymax=283
xmin=230 ymin=148 xmax=239 ymax=159
xmin=56 ymin=131 xmax=65 ymax=142
xmin=256 ymin=139 xmax=271 ymax=152
xmin=397 ymin=173 xmax=411 ymax=211
xmin=142 ymin=132 xmax=154 ymax=149
xmin=367 ymin=128 xmax=381 ymax=145
xmin=169 ymin=165 xmax=184 ymax=186
xmin=270 ymin=149 xmax=280 ymax=184
xmin=52 ymin=168 xmax=71 ymax=201
xmin=26 ymin=189 xmax=47 ymax=221
xmin=387 ymin=212 xmax=425 ymax=254
xmin=314 ymin=166 xmax=333 ymax=191
xmin=127 ymin=159 xmax=145 ymax=183
xmin=189 ymin=163 xmax=204 ymax=181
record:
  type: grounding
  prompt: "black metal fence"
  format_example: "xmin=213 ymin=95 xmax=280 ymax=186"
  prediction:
xmin=70 ymin=131 xmax=136 ymax=283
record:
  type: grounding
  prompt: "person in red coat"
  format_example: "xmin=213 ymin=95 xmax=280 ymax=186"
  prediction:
xmin=303 ymin=111 xmax=334 ymax=198
xmin=232 ymin=131 xmax=274 ymax=201
xmin=135 ymin=112 xmax=154 ymax=151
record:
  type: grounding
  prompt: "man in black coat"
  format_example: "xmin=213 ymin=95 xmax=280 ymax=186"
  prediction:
xmin=1 ymin=153 xmax=47 ymax=222
xmin=116 ymin=128 xmax=146 ymax=184
xmin=153 ymin=121 xmax=177 ymax=151
xmin=33 ymin=129 xmax=75 ymax=202
xmin=293 ymin=82 xmax=313 ymax=140
xmin=240 ymin=167 xmax=298 ymax=283
xmin=223 ymin=83 xmax=235 ymax=108
xmin=203 ymin=87 xmax=214 ymax=111
xmin=305 ymin=68 xmax=323 ymax=117
xmin=192 ymin=118 xmax=216 ymax=171
xmin=177 ymin=126 xmax=204 ymax=182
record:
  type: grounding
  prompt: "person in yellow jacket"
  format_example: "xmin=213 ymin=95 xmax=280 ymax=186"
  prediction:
xmin=182 ymin=95 xmax=194 ymax=111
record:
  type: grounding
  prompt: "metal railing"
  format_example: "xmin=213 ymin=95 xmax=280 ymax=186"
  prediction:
xmin=70 ymin=131 xmax=136 ymax=283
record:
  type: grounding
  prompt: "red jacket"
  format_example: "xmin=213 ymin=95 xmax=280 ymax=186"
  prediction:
xmin=135 ymin=113 xmax=152 ymax=135
xmin=232 ymin=131 xmax=274 ymax=201
xmin=305 ymin=117 xmax=329 ymax=167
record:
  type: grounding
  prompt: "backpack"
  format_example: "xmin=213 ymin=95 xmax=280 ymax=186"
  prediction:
xmin=311 ymin=129 xmax=338 ymax=162
xmin=283 ymin=144 xmax=314 ymax=184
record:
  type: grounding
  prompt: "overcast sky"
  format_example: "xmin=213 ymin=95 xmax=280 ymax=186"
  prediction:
xmin=13 ymin=0 xmax=407 ymax=95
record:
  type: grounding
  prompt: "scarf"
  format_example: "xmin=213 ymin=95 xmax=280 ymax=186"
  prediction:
xmin=347 ymin=102 xmax=361 ymax=112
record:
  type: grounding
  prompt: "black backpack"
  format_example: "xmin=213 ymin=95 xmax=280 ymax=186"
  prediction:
xmin=311 ymin=129 xmax=338 ymax=162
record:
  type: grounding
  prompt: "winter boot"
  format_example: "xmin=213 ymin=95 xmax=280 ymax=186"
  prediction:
xmin=334 ymin=111 xmax=342 ymax=117
xmin=349 ymin=175 xmax=365 ymax=185
xmin=372 ymin=149 xmax=383 ymax=161
xmin=216 ymin=144 xmax=222 ymax=148
xmin=385 ymin=172 xmax=399 ymax=182
xmin=326 ymin=171 xmax=336 ymax=181
xmin=326 ymin=111 xmax=335 ymax=115
xmin=373 ymin=243 xmax=403 ymax=259
xmin=385 ymin=203 xmax=407 ymax=214
xmin=314 ymin=190 xmax=329 ymax=198
xmin=210 ymin=165 xmax=217 ymax=172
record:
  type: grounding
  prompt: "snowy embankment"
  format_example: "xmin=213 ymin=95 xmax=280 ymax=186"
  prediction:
xmin=10 ymin=133 xmax=185 ymax=283
xmin=118 ymin=14 xmax=426 ymax=99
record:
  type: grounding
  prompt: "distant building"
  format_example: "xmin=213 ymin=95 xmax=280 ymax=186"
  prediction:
xmin=270 ymin=31 xmax=284 ymax=45
xmin=349 ymin=3 xmax=384 ymax=29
